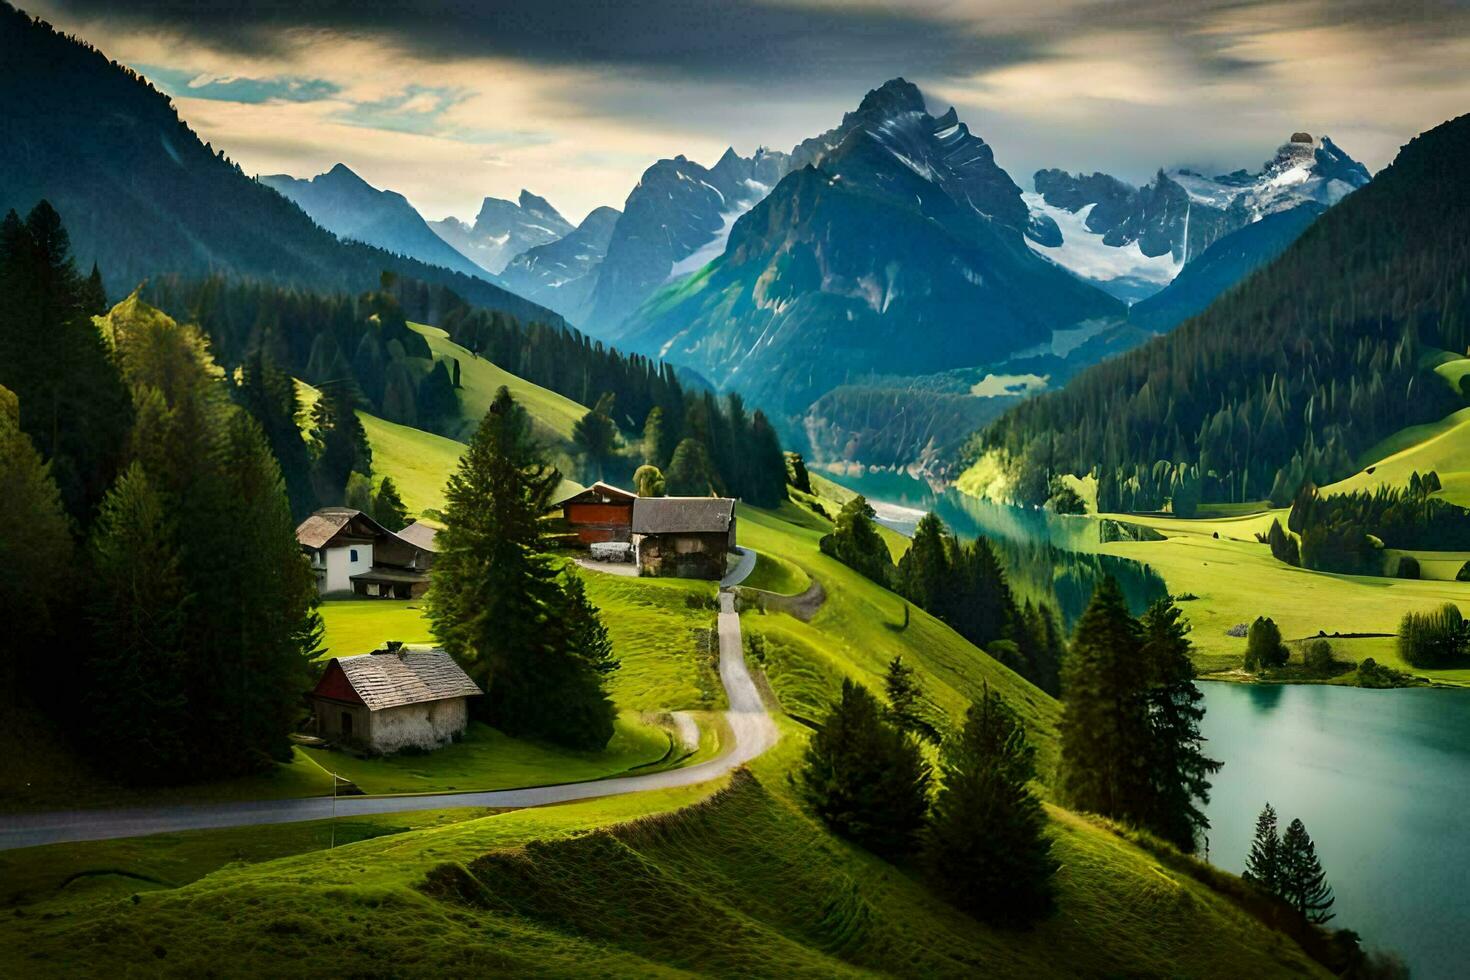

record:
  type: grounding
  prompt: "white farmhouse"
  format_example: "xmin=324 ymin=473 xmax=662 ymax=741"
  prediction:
xmin=309 ymin=644 xmax=482 ymax=754
xmin=295 ymin=507 xmax=431 ymax=598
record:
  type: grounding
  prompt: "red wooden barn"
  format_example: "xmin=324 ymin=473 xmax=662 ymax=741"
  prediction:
xmin=555 ymin=481 xmax=636 ymax=545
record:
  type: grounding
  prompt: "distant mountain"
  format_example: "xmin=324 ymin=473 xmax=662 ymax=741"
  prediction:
xmin=430 ymin=191 xmax=574 ymax=275
xmin=1128 ymin=203 xmax=1326 ymax=332
xmin=1025 ymin=134 xmax=1370 ymax=302
xmin=613 ymin=79 xmax=1123 ymax=423
xmin=969 ymin=113 xmax=1470 ymax=511
xmin=0 ymin=5 xmax=561 ymax=328
xmin=260 ymin=164 xmax=491 ymax=282
xmin=580 ymin=146 xmax=790 ymax=333
xmin=497 ymin=205 xmax=621 ymax=321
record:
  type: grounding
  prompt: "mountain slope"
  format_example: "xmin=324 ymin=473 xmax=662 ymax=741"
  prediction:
xmin=1027 ymin=134 xmax=1369 ymax=301
xmin=614 ymin=79 xmax=1123 ymax=420
xmin=429 ymin=190 xmax=574 ymax=275
xmin=260 ymin=164 xmax=491 ymax=282
xmin=0 ymin=5 xmax=560 ymax=327
xmin=968 ymin=113 xmax=1470 ymax=510
xmin=582 ymin=146 xmax=790 ymax=333
xmin=497 ymin=205 xmax=621 ymax=320
xmin=1128 ymin=203 xmax=1326 ymax=332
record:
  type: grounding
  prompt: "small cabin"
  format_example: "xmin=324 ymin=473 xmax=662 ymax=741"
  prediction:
xmin=556 ymin=482 xmax=637 ymax=545
xmin=631 ymin=496 xmax=737 ymax=579
xmin=309 ymin=644 xmax=482 ymax=754
xmin=295 ymin=508 xmax=432 ymax=599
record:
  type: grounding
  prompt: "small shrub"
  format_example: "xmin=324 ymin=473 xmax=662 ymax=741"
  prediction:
xmin=1226 ymin=622 xmax=1249 ymax=638
xmin=1304 ymin=639 xmax=1334 ymax=674
xmin=1245 ymin=617 xmax=1288 ymax=671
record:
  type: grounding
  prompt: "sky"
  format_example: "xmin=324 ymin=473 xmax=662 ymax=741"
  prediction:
xmin=29 ymin=0 xmax=1470 ymax=224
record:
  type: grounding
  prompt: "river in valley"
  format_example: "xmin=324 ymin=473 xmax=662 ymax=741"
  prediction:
xmin=823 ymin=468 xmax=1470 ymax=975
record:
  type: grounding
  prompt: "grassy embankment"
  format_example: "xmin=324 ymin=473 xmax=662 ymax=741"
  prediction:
xmin=0 ymin=500 xmax=1328 ymax=978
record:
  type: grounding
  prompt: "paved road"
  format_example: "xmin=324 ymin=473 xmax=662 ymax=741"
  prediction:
xmin=0 ymin=591 xmax=778 ymax=852
xmin=721 ymin=547 xmax=757 ymax=588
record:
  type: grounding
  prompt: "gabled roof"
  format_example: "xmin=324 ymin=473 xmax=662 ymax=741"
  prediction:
xmin=554 ymin=481 xmax=636 ymax=507
xmin=397 ymin=520 xmax=441 ymax=553
xmin=324 ymin=648 xmax=482 ymax=712
xmin=632 ymin=496 xmax=736 ymax=534
xmin=295 ymin=507 xmax=399 ymax=550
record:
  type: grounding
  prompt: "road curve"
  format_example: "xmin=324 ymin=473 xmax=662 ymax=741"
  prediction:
xmin=0 ymin=591 xmax=778 ymax=852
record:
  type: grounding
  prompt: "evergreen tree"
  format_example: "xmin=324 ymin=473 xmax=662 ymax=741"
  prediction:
xmin=821 ymin=495 xmax=893 ymax=585
xmin=236 ymin=350 xmax=316 ymax=518
xmin=785 ymin=451 xmax=812 ymax=493
xmin=310 ymin=382 xmax=371 ymax=501
xmin=344 ymin=471 xmax=375 ymax=514
xmin=572 ymin=391 xmax=618 ymax=481
xmin=641 ymin=406 xmax=668 ymax=467
xmin=0 ymin=203 xmax=132 ymax=524
xmin=373 ymin=476 xmax=409 ymax=530
xmin=883 ymin=655 xmax=924 ymax=738
xmin=84 ymin=463 xmax=192 ymax=782
xmin=896 ymin=513 xmax=952 ymax=614
xmin=798 ymin=679 xmax=931 ymax=856
xmin=0 ymin=384 xmax=73 ymax=701
xmin=1138 ymin=598 xmax=1221 ymax=852
xmin=82 ymin=262 xmax=108 ymax=316
xmin=664 ymin=437 xmax=713 ymax=496
xmin=541 ymin=571 xmax=620 ymax=748
xmin=1280 ymin=818 xmax=1336 ymax=924
xmin=1243 ymin=803 xmax=1284 ymax=897
xmin=924 ymin=686 xmax=1058 ymax=925
xmin=427 ymin=387 xmax=615 ymax=748
xmin=1058 ymin=576 xmax=1150 ymax=822
xmin=633 ymin=463 xmax=665 ymax=497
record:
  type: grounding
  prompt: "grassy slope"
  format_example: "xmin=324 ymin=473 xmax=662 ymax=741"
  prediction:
xmin=408 ymin=322 xmax=587 ymax=447
xmin=0 ymin=728 xmax=1324 ymax=978
xmin=741 ymin=550 xmax=812 ymax=595
xmin=0 ymin=501 xmax=1327 ymax=977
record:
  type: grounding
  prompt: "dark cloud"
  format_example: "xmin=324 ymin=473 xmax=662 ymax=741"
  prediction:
xmin=46 ymin=0 xmax=1044 ymax=89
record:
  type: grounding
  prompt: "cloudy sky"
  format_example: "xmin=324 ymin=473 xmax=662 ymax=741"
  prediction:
xmin=29 ymin=0 xmax=1470 ymax=224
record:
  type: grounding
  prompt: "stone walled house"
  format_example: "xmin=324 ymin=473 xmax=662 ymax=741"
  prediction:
xmin=309 ymin=644 xmax=482 ymax=754
xmin=295 ymin=507 xmax=432 ymax=598
xmin=555 ymin=481 xmax=637 ymax=545
xmin=631 ymin=496 xmax=737 ymax=579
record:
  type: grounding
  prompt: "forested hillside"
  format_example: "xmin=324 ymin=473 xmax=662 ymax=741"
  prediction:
xmin=970 ymin=113 xmax=1470 ymax=510
xmin=0 ymin=5 xmax=557 ymax=327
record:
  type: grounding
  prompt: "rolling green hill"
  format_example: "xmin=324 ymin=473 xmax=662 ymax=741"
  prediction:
xmin=0 ymin=499 xmax=1328 ymax=978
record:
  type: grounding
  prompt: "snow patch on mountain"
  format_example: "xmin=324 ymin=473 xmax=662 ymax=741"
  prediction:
xmin=1023 ymin=193 xmax=1180 ymax=286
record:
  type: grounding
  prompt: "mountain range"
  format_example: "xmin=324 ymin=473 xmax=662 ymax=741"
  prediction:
xmin=970 ymin=110 xmax=1470 ymax=510
xmin=429 ymin=190 xmax=575 ymax=275
xmin=0 ymin=5 xmax=560 ymax=328
xmin=260 ymin=164 xmax=493 ymax=282
xmin=1025 ymin=134 xmax=1370 ymax=302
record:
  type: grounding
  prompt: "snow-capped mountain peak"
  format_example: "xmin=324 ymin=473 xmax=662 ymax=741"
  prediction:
xmin=1024 ymin=133 xmax=1371 ymax=302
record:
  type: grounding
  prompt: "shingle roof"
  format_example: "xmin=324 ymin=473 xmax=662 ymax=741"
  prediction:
xmin=632 ymin=496 xmax=736 ymax=534
xmin=295 ymin=508 xmax=360 ymax=549
xmin=332 ymin=648 xmax=482 ymax=712
xmin=553 ymin=480 xmax=636 ymax=507
xmin=396 ymin=520 xmax=441 ymax=553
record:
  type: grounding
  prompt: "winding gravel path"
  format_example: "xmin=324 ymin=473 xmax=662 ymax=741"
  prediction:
xmin=0 ymin=590 xmax=778 ymax=852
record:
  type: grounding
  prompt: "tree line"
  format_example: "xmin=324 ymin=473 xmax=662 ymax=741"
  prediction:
xmin=968 ymin=111 xmax=1470 ymax=512
xmin=1274 ymin=475 xmax=1470 ymax=575
xmin=0 ymin=202 xmax=319 ymax=784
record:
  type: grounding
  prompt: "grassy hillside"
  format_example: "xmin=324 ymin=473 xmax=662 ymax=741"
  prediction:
xmin=409 ymin=322 xmax=588 ymax=447
xmin=0 ymin=728 xmax=1324 ymax=978
xmin=0 ymin=498 xmax=1331 ymax=976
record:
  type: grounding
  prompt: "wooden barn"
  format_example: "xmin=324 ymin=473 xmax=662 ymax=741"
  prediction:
xmin=631 ymin=496 xmax=737 ymax=579
xmin=295 ymin=508 xmax=433 ymax=599
xmin=309 ymin=643 xmax=482 ymax=754
xmin=555 ymin=481 xmax=637 ymax=545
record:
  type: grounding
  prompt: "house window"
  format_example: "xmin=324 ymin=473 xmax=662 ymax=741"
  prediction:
xmin=350 ymin=548 xmax=359 ymax=563
xmin=341 ymin=711 xmax=354 ymax=736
